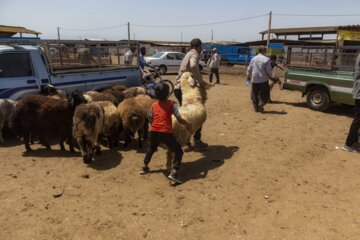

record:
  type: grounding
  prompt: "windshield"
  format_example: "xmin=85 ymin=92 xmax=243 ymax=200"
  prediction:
xmin=151 ymin=52 xmax=165 ymax=58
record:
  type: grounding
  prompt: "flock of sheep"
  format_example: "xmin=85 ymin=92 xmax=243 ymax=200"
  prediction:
xmin=0 ymin=74 xmax=212 ymax=169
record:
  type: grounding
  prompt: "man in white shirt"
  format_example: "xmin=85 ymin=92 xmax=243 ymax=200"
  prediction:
xmin=246 ymin=46 xmax=278 ymax=112
xmin=124 ymin=46 xmax=136 ymax=65
xmin=209 ymin=48 xmax=221 ymax=84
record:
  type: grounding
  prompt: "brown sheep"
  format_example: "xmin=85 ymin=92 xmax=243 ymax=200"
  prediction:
xmin=111 ymin=84 xmax=128 ymax=92
xmin=123 ymin=86 xmax=147 ymax=98
xmin=84 ymin=91 xmax=118 ymax=106
xmin=9 ymin=90 xmax=86 ymax=152
xmin=102 ymin=88 xmax=125 ymax=104
xmin=134 ymin=94 xmax=155 ymax=140
xmin=73 ymin=102 xmax=104 ymax=163
xmin=0 ymin=99 xmax=17 ymax=144
xmin=96 ymin=101 xmax=121 ymax=148
xmin=117 ymin=97 xmax=145 ymax=148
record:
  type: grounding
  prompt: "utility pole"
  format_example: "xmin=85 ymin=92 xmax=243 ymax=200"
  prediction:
xmin=127 ymin=22 xmax=131 ymax=46
xmin=57 ymin=26 xmax=63 ymax=66
xmin=181 ymin=32 xmax=183 ymax=43
xmin=267 ymin=11 xmax=272 ymax=48
xmin=211 ymin=29 xmax=214 ymax=42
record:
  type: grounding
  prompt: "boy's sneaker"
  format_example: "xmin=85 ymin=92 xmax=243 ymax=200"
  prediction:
xmin=168 ymin=172 xmax=183 ymax=184
xmin=140 ymin=166 xmax=150 ymax=175
xmin=342 ymin=144 xmax=360 ymax=153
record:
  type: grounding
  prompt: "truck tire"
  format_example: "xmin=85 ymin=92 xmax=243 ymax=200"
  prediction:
xmin=159 ymin=65 xmax=167 ymax=75
xmin=306 ymin=86 xmax=330 ymax=111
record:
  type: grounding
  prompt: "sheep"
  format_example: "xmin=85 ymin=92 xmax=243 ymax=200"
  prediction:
xmin=41 ymin=84 xmax=67 ymax=100
xmin=111 ymin=84 xmax=128 ymax=92
xmin=134 ymin=94 xmax=155 ymax=139
xmin=9 ymin=90 xmax=86 ymax=152
xmin=0 ymin=99 xmax=17 ymax=144
xmin=165 ymin=72 xmax=213 ymax=170
xmin=102 ymin=88 xmax=125 ymax=104
xmin=117 ymin=97 xmax=145 ymax=148
xmin=83 ymin=91 xmax=118 ymax=106
xmin=123 ymin=86 xmax=147 ymax=98
xmin=96 ymin=101 xmax=121 ymax=148
xmin=72 ymin=102 xmax=104 ymax=163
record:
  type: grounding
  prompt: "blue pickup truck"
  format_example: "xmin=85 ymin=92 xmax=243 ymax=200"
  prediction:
xmin=0 ymin=44 xmax=141 ymax=100
xmin=203 ymin=44 xmax=255 ymax=65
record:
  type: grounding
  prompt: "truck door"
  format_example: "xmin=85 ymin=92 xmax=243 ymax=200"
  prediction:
xmin=0 ymin=52 xmax=40 ymax=100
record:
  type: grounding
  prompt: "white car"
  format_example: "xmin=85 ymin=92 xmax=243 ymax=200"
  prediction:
xmin=145 ymin=51 xmax=207 ymax=75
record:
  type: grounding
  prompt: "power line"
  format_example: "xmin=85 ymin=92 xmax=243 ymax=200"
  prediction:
xmin=60 ymin=24 xmax=127 ymax=32
xmin=274 ymin=13 xmax=360 ymax=17
xmin=132 ymin=14 xmax=268 ymax=28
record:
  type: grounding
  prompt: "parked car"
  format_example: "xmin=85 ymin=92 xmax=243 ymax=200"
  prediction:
xmin=145 ymin=51 xmax=207 ymax=75
xmin=0 ymin=44 xmax=141 ymax=100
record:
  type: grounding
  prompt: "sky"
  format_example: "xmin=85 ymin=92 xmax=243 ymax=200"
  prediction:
xmin=1 ymin=0 xmax=360 ymax=42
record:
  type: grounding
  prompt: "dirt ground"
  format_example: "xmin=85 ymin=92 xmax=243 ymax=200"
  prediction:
xmin=1 ymin=72 xmax=359 ymax=240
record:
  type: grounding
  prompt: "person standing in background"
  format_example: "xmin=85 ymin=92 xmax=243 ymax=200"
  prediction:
xmin=342 ymin=54 xmax=360 ymax=152
xmin=124 ymin=46 xmax=136 ymax=65
xmin=246 ymin=46 xmax=278 ymax=113
xmin=209 ymin=48 xmax=221 ymax=84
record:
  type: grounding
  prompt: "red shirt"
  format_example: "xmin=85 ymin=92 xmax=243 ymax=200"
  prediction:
xmin=150 ymin=100 xmax=177 ymax=133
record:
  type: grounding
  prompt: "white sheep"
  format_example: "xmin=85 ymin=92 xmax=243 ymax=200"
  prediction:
xmin=166 ymin=72 xmax=213 ymax=169
xmin=0 ymin=99 xmax=17 ymax=144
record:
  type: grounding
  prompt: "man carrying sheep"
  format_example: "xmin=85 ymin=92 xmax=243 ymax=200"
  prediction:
xmin=174 ymin=38 xmax=211 ymax=150
xmin=246 ymin=46 xmax=278 ymax=113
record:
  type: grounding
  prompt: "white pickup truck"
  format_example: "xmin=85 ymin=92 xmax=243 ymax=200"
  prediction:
xmin=0 ymin=44 xmax=142 ymax=99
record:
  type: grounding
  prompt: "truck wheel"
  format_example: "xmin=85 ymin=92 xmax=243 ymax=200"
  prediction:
xmin=159 ymin=65 xmax=167 ymax=75
xmin=306 ymin=86 xmax=330 ymax=111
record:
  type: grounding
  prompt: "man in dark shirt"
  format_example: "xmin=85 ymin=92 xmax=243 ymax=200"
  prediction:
xmin=343 ymin=54 xmax=360 ymax=152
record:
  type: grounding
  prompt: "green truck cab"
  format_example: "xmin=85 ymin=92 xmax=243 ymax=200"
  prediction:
xmin=283 ymin=46 xmax=358 ymax=111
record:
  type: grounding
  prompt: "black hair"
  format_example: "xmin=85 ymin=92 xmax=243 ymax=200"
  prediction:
xmin=258 ymin=46 xmax=267 ymax=54
xmin=155 ymin=83 xmax=169 ymax=101
xmin=190 ymin=38 xmax=202 ymax=49
xmin=270 ymin=55 xmax=277 ymax=60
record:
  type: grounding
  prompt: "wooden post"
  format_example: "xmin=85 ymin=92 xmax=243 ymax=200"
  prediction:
xmin=266 ymin=11 xmax=272 ymax=48
xmin=127 ymin=22 xmax=131 ymax=46
xmin=57 ymin=26 xmax=63 ymax=66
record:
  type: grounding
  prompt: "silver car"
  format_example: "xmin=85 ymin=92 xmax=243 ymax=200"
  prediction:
xmin=145 ymin=51 xmax=207 ymax=75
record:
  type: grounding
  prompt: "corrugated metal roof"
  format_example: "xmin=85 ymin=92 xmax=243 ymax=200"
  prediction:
xmin=259 ymin=25 xmax=360 ymax=35
xmin=0 ymin=25 xmax=41 ymax=36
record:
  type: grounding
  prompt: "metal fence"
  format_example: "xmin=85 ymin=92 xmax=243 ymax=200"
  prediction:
xmin=287 ymin=47 xmax=334 ymax=69
xmin=287 ymin=46 xmax=360 ymax=70
xmin=40 ymin=42 xmax=139 ymax=73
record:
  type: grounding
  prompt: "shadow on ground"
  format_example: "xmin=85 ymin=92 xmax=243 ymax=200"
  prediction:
xmin=87 ymin=149 xmax=122 ymax=171
xmin=181 ymin=145 xmax=239 ymax=182
xmin=273 ymin=100 xmax=354 ymax=117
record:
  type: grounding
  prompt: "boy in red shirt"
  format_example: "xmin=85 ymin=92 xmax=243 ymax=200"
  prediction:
xmin=140 ymin=83 xmax=192 ymax=184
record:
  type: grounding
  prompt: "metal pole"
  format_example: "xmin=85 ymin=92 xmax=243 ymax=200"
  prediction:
xmin=127 ymin=22 xmax=131 ymax=46
xmin=181 ymin=32 xmax=183 ymax=43
xmin=267 ymin=11 xmax=272 ymax=48
xmin=211 ymin=29 xmax=214 ymax=42
xmin=57 ymin=26 xmax=63 ymax=66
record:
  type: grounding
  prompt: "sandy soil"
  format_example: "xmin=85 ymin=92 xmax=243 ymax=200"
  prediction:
xmin=0 ymin=72 xmax=359 ymax=240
